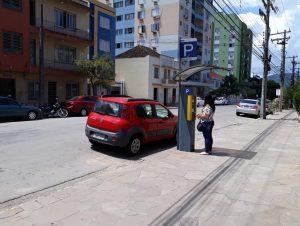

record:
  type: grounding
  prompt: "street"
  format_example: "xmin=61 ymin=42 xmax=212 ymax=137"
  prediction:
xmin=0 ymin=106 xmax=300 ymax=225
xmin=0 ymin=105 xmax=241 ymax=204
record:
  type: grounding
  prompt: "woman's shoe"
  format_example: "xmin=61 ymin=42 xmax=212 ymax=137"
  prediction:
xmin=200 ymin=151 xmax=209 ymax=155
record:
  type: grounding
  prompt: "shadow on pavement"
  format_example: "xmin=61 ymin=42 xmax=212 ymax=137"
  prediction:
xmin=195 ymin=147 xmax=257 ymax=160
xmin=90 ymin=140 xmax=176 ymax=160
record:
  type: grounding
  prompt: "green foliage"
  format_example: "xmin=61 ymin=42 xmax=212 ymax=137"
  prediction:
xmin=76 ymin=55 xmax=114 ymax=95
xmin=240 ymin=87 xmax=256 ymax=99
xmin=293 ymin=84 xmax=300 ymax=113
xmin=210 ymin=74 xmax=239 ymax=97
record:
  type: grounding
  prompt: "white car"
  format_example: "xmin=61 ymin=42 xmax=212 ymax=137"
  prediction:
xmin=214 ymin=97 xmax=228 ymax=105
xmin=196 ymin=97 xmax=204 ymax=107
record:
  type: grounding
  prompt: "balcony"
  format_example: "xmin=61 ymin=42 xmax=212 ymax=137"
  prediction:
xmin=44 ymin=60 xmax=76 ymax=71
xmin=34 ymin=18 xmax=90 ymax=40
xmin=161 ymin=79 xmax=177 ymax=85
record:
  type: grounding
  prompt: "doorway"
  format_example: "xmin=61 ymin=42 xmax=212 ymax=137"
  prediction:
xmin=164 ymin=88 xmax=168 ymax=105
xmin=0 ymin=78 xmax=16 ymax=99
xmin=48 ymin=82 xmax=57 ymax=105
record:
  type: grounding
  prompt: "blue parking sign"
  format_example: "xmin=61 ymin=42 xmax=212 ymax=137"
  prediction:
xmin=180 ymin=38 xmax=197 ymax=60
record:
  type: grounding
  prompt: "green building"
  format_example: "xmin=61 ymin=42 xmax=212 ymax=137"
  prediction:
xmin=211 ymin=13 xmax=253 ymax=83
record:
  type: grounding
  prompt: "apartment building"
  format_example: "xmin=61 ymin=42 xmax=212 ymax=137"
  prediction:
xmin=134 ymin=0 xmax=192 ymax=62
xmin=115 ymin=45 xmax=179 ymax=105
xmin=0 ymin=0 xmax=91 ymax=105
xmin=212 ymin=13 xmax=253 ymax=83
xmin=89 ymin=0 xmax=116 ymax=60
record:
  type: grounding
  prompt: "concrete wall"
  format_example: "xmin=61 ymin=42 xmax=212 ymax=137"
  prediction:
xmin=115 ymin=56 xmax=150 ymax=98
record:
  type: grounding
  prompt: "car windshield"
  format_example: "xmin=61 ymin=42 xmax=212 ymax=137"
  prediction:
xmin=94 ymin=101 xmax=122 ymax=117
xmin=240 ymin=99 xmax=257 ymax=104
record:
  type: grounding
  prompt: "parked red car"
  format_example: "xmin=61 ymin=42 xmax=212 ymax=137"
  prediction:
xmin=85 ymin=97 xmax=178 ymax=155
xmin=63 ymin=96 xmax=100 ymax=116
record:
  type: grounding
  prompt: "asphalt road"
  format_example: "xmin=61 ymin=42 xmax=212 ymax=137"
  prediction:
xmin=0 ymin=105 xmax=257 ymax=205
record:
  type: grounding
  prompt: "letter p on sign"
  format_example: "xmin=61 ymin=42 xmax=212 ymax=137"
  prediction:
xmin=184 ymin=44 xmax=193 ymax=56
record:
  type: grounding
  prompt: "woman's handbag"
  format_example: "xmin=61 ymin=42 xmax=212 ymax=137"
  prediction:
xmin=197 ymin=121 xmax=204 ymax=132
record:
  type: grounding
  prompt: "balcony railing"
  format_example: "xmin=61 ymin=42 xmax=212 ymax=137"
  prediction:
xmin=35 ymin=18 xmax=90 ymax=40
xmin=44 ymin=60 xmax=76 ymax=71
xmin=161 ymin=79 xmax=177 ymax=85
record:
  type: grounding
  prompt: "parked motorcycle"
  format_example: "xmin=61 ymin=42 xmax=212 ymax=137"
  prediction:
xmin=40 ymin=99 xmax=68 ymax=118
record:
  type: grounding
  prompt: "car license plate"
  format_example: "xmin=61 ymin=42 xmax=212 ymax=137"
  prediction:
xmin=91 ymin=132 xmax=105 ymax=141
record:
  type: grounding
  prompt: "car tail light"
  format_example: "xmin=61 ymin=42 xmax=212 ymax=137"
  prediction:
xmin=251 ymin=105 xmax=258 ymax=109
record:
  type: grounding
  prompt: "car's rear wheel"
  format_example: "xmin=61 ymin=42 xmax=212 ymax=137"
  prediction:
xmin=80 ymin=108 xmax=88 ymax=116
xmin=28 ymin=111 xmax=37 ymax=120
xmin=126 ymin=135 xmax=142 ymax=155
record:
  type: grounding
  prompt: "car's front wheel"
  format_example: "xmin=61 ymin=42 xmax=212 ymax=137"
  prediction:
xmin=126 ymin=136 xmax=142 ymax=155
xmin=28 ymin=111 xmax=37 ymax=120
xmin=236 ymin=112 xmax=240 ymax=116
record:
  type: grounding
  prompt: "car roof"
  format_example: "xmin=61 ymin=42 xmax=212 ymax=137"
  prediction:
xmin=99 ymin=97 xmax=160 ymax=104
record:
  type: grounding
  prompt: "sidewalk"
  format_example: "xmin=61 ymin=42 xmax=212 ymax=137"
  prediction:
xmin=0 ymin=110 xmax=299 ymax=226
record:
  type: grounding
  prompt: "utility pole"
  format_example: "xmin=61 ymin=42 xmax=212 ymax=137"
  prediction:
xmin=259 ymin=0 xmax=277 ymax=119
xmin=297 ymin=68 xmax=300 ymax=82
xmin=287 ymin=56 xmax=298 ymax=86
xmin=38 ymin=4 xmax=45 ymax=106
xmin=271 ymin=29 xmax=290 ymax=111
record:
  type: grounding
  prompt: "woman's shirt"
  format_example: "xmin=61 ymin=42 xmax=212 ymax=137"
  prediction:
xmin=201 ymin=104 xmax=214 ymax=122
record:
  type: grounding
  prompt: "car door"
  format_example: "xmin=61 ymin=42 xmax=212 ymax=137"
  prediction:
xmin=154 ymin=104 xmax=175 ymax=140
xmin=136 ymin=104 xmax=160 ymax=143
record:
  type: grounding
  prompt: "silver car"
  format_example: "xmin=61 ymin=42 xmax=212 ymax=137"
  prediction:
xmin=236 ymin=99 xmax=260 ymax=117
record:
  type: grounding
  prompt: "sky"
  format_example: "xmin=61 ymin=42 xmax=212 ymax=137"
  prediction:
xmin=229 ymin=0 xmax=300 ymax=77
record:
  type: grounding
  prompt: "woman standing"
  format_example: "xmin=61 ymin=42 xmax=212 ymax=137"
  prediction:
xmin=197 ymin=95 xmax=215 ymax=155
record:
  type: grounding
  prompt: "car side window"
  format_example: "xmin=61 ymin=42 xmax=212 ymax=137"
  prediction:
xmin=83 ymin=97 xmax=91 ymax=101
xmin=154 ymin=104 xmax=169 ymax=119
xmin=136 ymin=104 xmax=153 ymax=118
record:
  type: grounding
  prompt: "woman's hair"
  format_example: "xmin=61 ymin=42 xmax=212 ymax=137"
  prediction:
xmin=204 ymin=95 xmax=215 ymax=113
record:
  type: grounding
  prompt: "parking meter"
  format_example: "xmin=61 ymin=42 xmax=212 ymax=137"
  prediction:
xmin=178 ymin=86 xmax=197 ymax=152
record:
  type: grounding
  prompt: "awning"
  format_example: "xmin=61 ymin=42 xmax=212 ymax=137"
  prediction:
xmin=173 ymin=65 xmax=230 ymax=82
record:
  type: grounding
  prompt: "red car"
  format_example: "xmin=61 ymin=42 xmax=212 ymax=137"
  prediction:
xmin=85 ymin=97 xmax=178 ymax=155
xmin=64 ymin=96 xmax=100 ymax=116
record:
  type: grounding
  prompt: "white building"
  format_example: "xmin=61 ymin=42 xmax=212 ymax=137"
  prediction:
xmin=115 ymin=45 xmax=179 ymax=105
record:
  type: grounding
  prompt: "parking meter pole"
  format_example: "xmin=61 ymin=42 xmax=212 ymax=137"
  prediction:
xmin=178 ymin=86 xmax=196 ymax=152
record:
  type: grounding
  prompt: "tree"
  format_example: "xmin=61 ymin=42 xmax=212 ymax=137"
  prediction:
xmin=293 ymin=87 xmax=300 ymax=123
xmin=76 ymin=55 xmax=115 ymax=96
xmin=210 ymin=75 xmax=239 ymax=97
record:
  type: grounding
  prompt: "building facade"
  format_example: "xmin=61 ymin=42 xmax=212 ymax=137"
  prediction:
xmin=90 ymin=0 xmax=116 ymax=59
xmin=212 ymin=13 xmax=252 ymax=83
xmin=115 ymin=45 xmax=179 ymax=105
xmin=0 ymin=0 xmax=91 ymax=105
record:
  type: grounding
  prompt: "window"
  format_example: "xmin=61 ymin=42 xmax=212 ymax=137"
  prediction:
xmin=55 ymin=46 xmax=76 ymax=64
xmin=99 ymin=39 xmax=110 ymax=52
xmin=138 ymin=10 xmax=145 ymax=20
xmin=116 ymin=43 xmax=122 ymax=49
xmin=125 ymin=27 xmax=134 ymax=34
xmin=116 ymin=15 xmax=123 ymax=21
xmin=28 ymin=81 xmax=39 ymax=99
xmin=138 ymin=0 xmax=144 ymax=4
xmin=55 ymin=9 xmax=76 ymax=30
xmin=155 ymin=104 xmax=169 ymax=119
xmin=99 ymin=16 xmax=110 ymax=29
xmin=30 ymin=39 xmax=36 ymax=66
xmin=136 ymin=104 xmax=153 ymax=118
xmin=154 ymin=67 xmax=159 ymax=78
xmin=116 ymin=29 xmax=123 ymax=35
xmin=124 ymin=42 xmax=134 ymax=48
xmin=66 ymin=83 xmax=79 ymax=99
xmin=138 ymin=25 xmax=145 ymax=34
xmin=3 ymin=31 xmax=22 ymax=53
xmin=2 ymin=0 xmax=22 ymax=10
xmin=125 ymin=13 xmax=134 ymax=20
xmin=151 ymin=23 xmax=159 ymax=32
xmin=152 ymin=8 xmax=160 ymax=17
xmin=163 ymin=69 xmax=167 ymax=79
xmin=114 ymin=1 xmax=123 ymax=8
xmin=125 ymin=0 xmax=134 ymax=6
